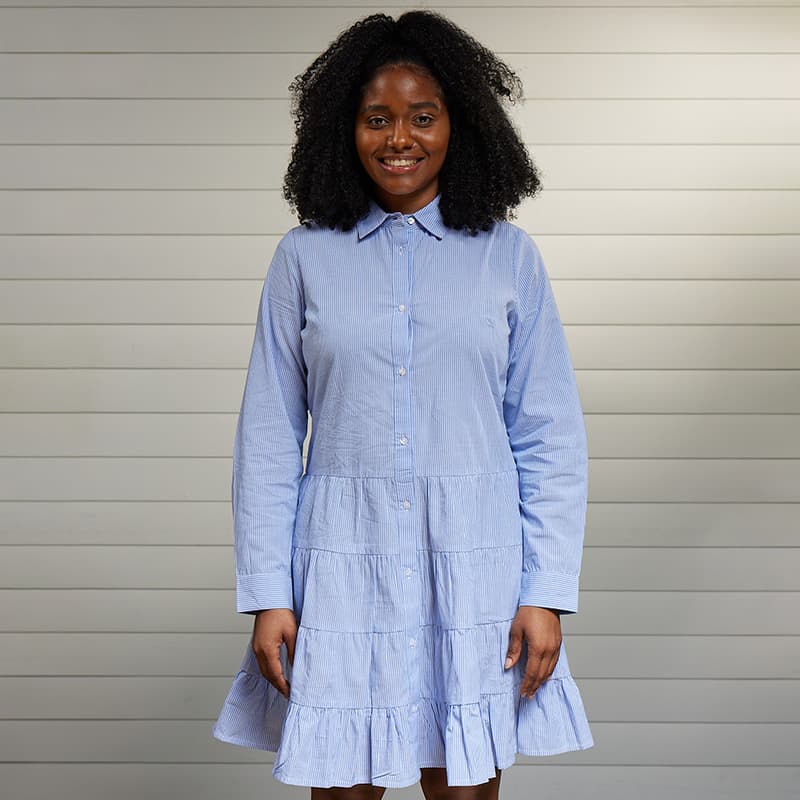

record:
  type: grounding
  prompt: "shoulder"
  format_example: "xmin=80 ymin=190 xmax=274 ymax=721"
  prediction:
xmin=290 ymin=218 xmax=351 ymax=241
xmin=496 ymin=222 xmax=551 ymax=316
xmin=269 ymin=220 xmax=342 ymax=270
xmin=483 ymin=220 xmax=545 ymax=281
xmin=284 ymin=219 xmax=354 ymax=259
xmin=438 ymin=217 xmax=524 ymax=254
xmin=264 ymin=226 xmax=307 ymax=297
xmin=501 ymin=220 xmax=541 ymax=258
xmin=465 ymin=218 xmax=541 ymax=260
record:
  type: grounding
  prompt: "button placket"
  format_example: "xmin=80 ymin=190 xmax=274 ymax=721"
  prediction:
xmin=389 ymin=215 xmax=419 ymax=716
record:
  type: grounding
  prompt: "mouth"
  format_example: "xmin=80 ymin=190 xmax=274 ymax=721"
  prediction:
xmin=377 ymin=156 xmax=424 ymax=174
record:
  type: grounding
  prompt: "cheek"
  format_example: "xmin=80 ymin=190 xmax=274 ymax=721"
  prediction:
xmin=428 ymin=128 xmax=450 ymax=158
xmin=441 ymin=130 xmax=451 ymax=156
xmin=354 ymin=140 xmax=373 ymax=169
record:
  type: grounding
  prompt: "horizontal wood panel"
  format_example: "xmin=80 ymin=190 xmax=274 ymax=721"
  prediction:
xmin=2 ymin=413 xmax=799 ymax=457
xmin=2 ymin=501 xmax=797 ymax=548
xmin=1 ymin=7 xmax=798 ymax=53
xmin=0 ymin=719 xmax=798 ymax=764
xmin=576 ymin=371 xmax=800 ymax=413
xmin=3 ymin=279 xmax=800 ymax=324
xmin=2 ymin=235 xmax=799 ymax=280
xmin=560 ymin=282 xmax=800 ymax=323
xmin=2 ymin=100 xmax=797 ymax=145
xmin=567 ymin=327 xmax=800 ymax=368
xmin=0 ymin=371 xmax=245 ymax=413
xmin=4 ymin=144 xmax=800 ymax=190
xmin=3 ymin=371 xmax=800 ymax=414
xmin=1 ymin=545 xmax=797 ymax=592
xmin=0 ymin=0 xmax=795 ymax=7
xmin=1 ymin=765 xmax=798 ymax=800
xmin=583 ymin=549 xmax=800 ymax=591
xmin=583 ymin=415 xmax=800 ymax=457
xmin=3 ymin=325 xmax=799 ymax=368
xmin=0 ymin=501 xmax=237 ymax=545
xmin=4 ymin=676 xmax=797 ymax=723
xmin=2 ymin=53 xmax=800 ymax=98
xmin=0 ymin=457 xmax=798 ymax=502
xmin=0 ymin=596 xmax=796 ymax=637
xmin=587 ymin=458 xmax=800 ymax=501
xmin=4 ymin=190 xmax=798 ymax=235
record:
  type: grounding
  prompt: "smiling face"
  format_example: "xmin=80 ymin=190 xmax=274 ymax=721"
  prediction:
xmin=354 ymin=63 xmax=451 ymax=215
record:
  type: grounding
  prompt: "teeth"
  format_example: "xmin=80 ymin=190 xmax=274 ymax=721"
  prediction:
xmin=383 ymin=158 xmax=420 ymax=166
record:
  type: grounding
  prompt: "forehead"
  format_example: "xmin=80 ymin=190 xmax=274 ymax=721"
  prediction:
xmin=360 ymin=64 xmax=443 ymax=104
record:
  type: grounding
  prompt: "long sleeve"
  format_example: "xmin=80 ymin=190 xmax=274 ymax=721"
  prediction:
xmin=232 ymin=227 xmax=308 ymax=614
xmin=502 ymin=230 xmax=588 ymax=615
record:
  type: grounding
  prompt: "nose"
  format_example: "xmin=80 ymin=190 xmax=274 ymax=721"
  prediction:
xmin=387 ymin=119 xmax=413 ymax=150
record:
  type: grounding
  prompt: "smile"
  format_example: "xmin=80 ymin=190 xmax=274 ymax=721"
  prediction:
xmin=378 ymin=157 xmax=424 ymax=173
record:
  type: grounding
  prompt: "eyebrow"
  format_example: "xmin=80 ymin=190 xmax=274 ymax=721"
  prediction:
xmin=361 ymin=101 xmax=440 ymax=113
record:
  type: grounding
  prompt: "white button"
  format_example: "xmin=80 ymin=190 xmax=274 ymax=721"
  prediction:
xmin=399 ymin=435 xmax=408 ymax=445
xmin=402 ymin=499 xmax=411 ymax=509
xmin=409 ymin=637 xmax=416 ymax=647
xmin=399 ymin=246 xmax=404 ymax=254
xmin=411 ymin=703 xmax=418 ymax=712
xmin=398 ymin=304 xmax=405 ymax=312
xmin=404 ymin=567 xmax=412 ymax=577
xmin=407 ymin=216 xmax=415 ymax=224
xmin=398 ymin=366 xmax=406 ymax=376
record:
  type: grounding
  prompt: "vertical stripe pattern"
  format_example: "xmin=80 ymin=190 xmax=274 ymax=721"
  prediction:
xmin=212 ymin=192 xmax=593 ymax=787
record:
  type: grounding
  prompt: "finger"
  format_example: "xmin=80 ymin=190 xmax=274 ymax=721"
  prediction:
xmin=286 ymin=627 xmax=297 ymax=668
xmin=527 ymin=647 xmax=560 ymax=697
xmin=254 ymin=647 xmax=273 ymax=682
xmin=545 ymin=649 xmax=560 ymax=682
xmin=255 ymin=642 xmax=290 ymax=699
xmin=534 ymin=653 xmax=554 ymax=694
xmin=265 ymin=644 xmax=290 ymax=699
xmin=521 ymin=649 xmax=544 ymax=698
xmin=504 ymin=626 xmax=523 ymax=669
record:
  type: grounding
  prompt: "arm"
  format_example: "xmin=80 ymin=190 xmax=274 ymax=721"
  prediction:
xmin=502 ymin=230 xmax=588 ymax=615
xmin=232 ymin=227 xmax=308 ymax=614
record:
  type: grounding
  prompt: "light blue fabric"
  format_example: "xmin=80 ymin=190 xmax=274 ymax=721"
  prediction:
xmin=211 ymin=192 xmax=594 ymax=787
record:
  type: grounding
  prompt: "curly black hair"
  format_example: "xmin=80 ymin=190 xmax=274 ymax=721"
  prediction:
xmin=282 ymin=10 xmax=542 ymax=236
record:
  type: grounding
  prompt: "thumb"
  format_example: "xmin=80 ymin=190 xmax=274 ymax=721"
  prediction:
xmin=505 ymin=626 xmax=523 ymax=669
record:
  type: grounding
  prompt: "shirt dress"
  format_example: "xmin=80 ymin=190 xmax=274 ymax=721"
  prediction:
xmin=211 ymin=191 xmax=594 ymax=788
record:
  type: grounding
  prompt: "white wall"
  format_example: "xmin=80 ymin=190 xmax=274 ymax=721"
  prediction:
xmin=1 ymin=1 xmax=798 ymax=798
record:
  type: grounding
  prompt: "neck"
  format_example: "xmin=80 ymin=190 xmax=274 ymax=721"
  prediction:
xmin=373 ymin=186 xmax=438 ymax=215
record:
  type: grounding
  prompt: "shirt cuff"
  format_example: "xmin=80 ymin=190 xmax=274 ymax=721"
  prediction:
xmin=236 ymin=571 xmax=293 ymax=614
xmin=519 ymin=570 xmax=580 ymax=614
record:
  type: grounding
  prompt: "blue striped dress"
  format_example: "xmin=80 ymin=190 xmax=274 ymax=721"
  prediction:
xmin=211 ymin=191 xmax=594 ymax=787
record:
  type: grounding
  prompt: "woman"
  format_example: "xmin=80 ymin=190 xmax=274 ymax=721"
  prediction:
xmin=212 ymin=10 xmax=594 ymax=798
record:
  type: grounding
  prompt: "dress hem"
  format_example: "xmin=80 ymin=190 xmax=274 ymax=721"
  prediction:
xmin=211 ymin=668 xmax=595 ymax=789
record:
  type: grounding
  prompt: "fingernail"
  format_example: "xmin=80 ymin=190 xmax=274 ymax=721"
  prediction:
xmin=504 ymin=656 xmax=512 ymax=668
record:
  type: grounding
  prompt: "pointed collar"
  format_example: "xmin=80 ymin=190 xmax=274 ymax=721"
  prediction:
xmin=356 ymin=192 xmax=446 ymax=241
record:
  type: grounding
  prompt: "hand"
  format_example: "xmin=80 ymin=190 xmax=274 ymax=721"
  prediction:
xmin=252 ymin=608 xmax=297 ymax=700
xmin=504 ymin=605 xmax=562 ymax=698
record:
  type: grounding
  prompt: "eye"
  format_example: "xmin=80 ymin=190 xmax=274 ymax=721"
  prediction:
xmin=366 ymin=117 xmax=388 ymax=127
xmin=415 ymin=114 xmax=434 ymax=125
